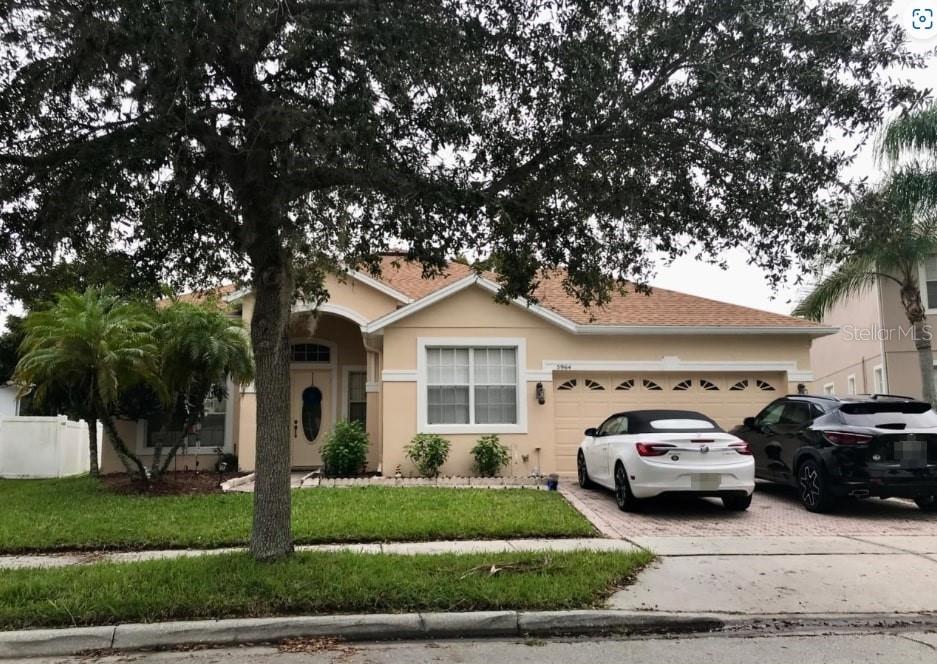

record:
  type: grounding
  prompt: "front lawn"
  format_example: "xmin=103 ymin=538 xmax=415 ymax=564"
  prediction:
xmin=0 ymin=476 xmax=594 ymax=553
xmin=0 ymin=549 xmax=652 ymax=630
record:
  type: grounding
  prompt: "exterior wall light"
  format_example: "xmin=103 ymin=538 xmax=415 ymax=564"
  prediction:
xmin=536 ymin=382 xmax=545 ymax=405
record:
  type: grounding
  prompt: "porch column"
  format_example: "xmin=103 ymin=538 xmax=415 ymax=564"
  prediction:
xmin=365 ymin=348 xmax=382 ymax=471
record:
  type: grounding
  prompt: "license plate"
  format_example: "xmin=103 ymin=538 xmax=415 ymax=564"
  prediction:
xmin=691 ymin=474 xmax=721 ymax=490
xmin=896 ymin=440 xmax=927 ymax=469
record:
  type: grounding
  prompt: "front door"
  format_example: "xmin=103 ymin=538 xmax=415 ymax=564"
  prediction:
xmin=290 ymin=368 xmax=333 ymax=468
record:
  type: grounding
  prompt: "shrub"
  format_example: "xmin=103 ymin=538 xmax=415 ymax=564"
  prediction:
xmin=471 ymin=435 xmax=511 ymax=477
xmin=320 ymin=420 xmax=369 ymax=476
xmin=405 ymin=433 xmax=451 ymax=477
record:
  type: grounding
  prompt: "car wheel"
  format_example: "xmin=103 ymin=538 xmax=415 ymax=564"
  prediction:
xmin=914 ymin=495 xmax=937 ymax=512
xmin=577 ymin=451 xmax=595 ymax=489
xmin=722 ymin=494 xmax=752 ymax=511
xmin=798 ymin=459 xmax=836 ymax=513
xmin=613 ymin=463 xmax=641 ymax=512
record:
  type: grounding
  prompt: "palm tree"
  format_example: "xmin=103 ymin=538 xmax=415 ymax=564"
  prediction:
xmin=146 ymin=299 xmax=254 ymax=477
xmin=794 ymin=179 xmax=937 ymax=405
xmin=13 ymin=289 xmax=156 ymax=476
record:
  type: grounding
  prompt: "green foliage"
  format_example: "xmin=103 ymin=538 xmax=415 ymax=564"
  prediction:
xmin=15 ymin=290 xmax=156 ymax=409
xmin=12 ymin=289 xmax=255 ymax=479
xmin=405 ymin=434 xmax=452 ymax=478
xmin=0 ymin=316 xmax=23 ymax=385
xmin=320 ymin=420 xmax=369 ymax=477
xmin=142 ymin=298 xmax=255 ymax=477
xmin=471 ymin=435 xmax=511 ymax=477
xmin=0 ymin=549 xmax=652 ymax=630
xmin=879 ymin=103 xmax=937 ymax=166
xmin=13 ymin=289 xmax=157 ymax=477
xmin=0 ymin=1 xmax=925 ymax=307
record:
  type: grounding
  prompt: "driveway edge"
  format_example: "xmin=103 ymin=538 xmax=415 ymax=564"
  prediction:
xmin=0 ymin=611 xmax=723 ymax=657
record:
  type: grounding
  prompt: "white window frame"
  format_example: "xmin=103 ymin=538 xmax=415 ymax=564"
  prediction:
xmin=416 ymin=337 xmax=527 ymax=434
xmin=872 ymin=364 xmax=886 ymax=394
xmin=919 ymin=260 xmax=937 ymax=315
xmin=846 ymin=374 xmax=856 ymax=395
xmin=342 ymin=365 xmax=367 ymax=424
xmin=823 ymin=382 xmax=835 ymax=396
xmin=136 ymin=378 xmax=235 ymax=454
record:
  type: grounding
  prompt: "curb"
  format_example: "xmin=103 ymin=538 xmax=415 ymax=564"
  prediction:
xmin=0 ymin=611 xmax=723 ymax=658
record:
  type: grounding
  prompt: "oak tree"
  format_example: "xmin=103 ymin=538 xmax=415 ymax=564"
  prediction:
xmin=0 ymin=0 xmax=924 ymax=559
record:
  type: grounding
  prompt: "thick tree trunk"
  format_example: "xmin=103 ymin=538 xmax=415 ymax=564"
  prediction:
xmin=249 ymin=259 xmax=295 ymax=561
xmin=87 ymin=418 xmax=99 ymax=477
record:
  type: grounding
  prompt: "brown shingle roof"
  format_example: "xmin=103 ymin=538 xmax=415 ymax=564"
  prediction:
xmin=530 ymin=273 xmax=815 ymax=328
xmin=371 ymin=256 xmax=475 ymax=300
xmin=369 ymin=258 xmax=815 ymax=329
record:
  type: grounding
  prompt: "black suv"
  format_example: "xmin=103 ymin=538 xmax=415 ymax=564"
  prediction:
xmin=733 ymin=394 xmax=937 ymax=512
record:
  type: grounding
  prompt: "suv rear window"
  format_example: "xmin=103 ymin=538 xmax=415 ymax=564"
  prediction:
xmin=837 ymin=401 xmax=937 ymax=429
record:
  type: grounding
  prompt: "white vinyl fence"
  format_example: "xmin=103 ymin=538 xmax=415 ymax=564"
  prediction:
xmin=0 ymin=416 xmax=102 ymax=478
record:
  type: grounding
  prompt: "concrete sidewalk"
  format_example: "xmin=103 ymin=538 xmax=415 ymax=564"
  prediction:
xmin=0 ymin=537 xmax=638 ymax=570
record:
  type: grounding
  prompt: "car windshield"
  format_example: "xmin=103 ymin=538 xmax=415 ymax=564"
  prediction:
xmin=649 ymin=419 xmax=717 ymax=430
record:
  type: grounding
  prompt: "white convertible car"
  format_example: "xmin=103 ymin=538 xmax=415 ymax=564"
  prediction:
xmin=577 ymin=409 xmax=755 ymax=511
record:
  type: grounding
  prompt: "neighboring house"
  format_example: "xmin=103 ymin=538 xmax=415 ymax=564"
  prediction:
xmin=808 ymin=258 xmax=937 ymax=399
xmin=101 ymin=256 xmax=833 ymax=477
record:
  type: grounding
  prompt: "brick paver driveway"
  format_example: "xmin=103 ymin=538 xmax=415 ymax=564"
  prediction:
xmin=561 ymin=480 xmax=937 ymax=538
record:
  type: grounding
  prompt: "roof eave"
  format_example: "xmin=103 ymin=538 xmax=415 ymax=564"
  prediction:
xmin=572 ymin=324 xmax=840 ymax=336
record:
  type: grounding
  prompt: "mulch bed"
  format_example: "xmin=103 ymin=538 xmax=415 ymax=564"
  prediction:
xmin=102 ymin=471 xmax=247 ymax=496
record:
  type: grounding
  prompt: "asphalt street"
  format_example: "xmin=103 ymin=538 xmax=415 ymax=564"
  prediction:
xmin=19 ymin=631 xmax=937 ymax=664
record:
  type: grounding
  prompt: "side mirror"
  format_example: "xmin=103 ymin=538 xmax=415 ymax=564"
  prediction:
xmin=584 ymin=427 xmax=598 ymax=438
xmin=743 ymin=417 xmax=757 ymax=429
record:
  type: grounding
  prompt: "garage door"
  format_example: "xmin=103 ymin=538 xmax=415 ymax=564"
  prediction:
xmin=554 ymin=372 xmax=783 ymax=474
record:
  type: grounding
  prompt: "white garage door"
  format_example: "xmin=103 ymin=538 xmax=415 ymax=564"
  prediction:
xmin=554 ymin=372 xmax=783 ymax=474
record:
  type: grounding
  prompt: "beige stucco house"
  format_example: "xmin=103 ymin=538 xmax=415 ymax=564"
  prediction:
xmin=101 ymin=256 xmax=834 ymax=477
xmin=808 ymin=258 xmax=937 ymax=400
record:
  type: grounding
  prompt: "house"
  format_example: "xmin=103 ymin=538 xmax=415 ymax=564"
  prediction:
xmin=100 ymin=257 xmax=834 ymax=477
xmin=808 ymin=258 xmax=937 ymax=399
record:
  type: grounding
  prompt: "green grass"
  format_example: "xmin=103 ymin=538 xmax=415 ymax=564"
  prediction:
xmin=0 ymin=549 xmax=653 ymax=630
xmin=0 ymin=476 xmax=595 ymax=553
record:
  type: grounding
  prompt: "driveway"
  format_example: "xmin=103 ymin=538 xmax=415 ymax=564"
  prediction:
xmin=561 ymin=480 xmax=937 ymax=538
xmin=561 ymin=480 xmax=937 ymax=615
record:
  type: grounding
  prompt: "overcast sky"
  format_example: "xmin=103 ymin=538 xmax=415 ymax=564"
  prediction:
xmin=653 ymin=1 xmax=937 ymax=314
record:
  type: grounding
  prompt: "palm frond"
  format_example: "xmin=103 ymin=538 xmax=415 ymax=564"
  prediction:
xmin=879 ymin=104 xmax=937 ymax=164
xmin=885 ymin=165 xmax=937 ymax=213
xmin=793 ymin=255 xmax=881 ymax=321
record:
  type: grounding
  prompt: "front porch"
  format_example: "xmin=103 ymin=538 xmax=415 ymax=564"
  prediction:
xmin=236 ymin=309 xmax=382 ymax=473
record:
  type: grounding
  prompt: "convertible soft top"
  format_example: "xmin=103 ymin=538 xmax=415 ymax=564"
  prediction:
xmin=614 ymin=409 xmax=723 ymax=434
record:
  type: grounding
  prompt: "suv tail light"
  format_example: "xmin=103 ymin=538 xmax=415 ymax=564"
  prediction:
xmin=822 ymin=431 xmax=874 ymax=446
xmin=636 ymin=442 xmax=674 ymax=457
